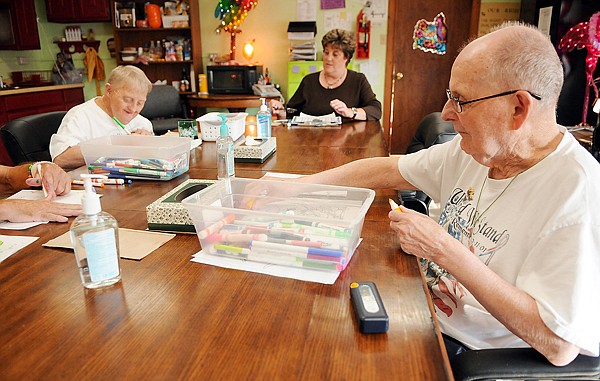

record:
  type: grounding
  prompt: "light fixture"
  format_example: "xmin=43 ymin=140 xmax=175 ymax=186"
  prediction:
xmin=243 ymin=39 xmax=255 ymax=63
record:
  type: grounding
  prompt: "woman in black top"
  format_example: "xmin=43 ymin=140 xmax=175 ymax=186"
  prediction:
xmin=271 ymin=29 xmax=382 ymax=121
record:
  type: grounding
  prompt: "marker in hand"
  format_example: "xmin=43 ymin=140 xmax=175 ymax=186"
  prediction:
xmin=37 ymin=162 xmax=48 ymax=198
xmin=113 ymin=116 xmax=131 ymax=135
xmin=388 ymin=198 xmax=402 ymax=212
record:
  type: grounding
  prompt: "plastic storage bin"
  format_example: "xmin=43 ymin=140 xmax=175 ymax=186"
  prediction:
xmin=182 ymin=178 xmax=375 ymax=272
xmin=197 ymin=112 xmax=247 ymax=141
xmin=81 ymin=135 xmax=191 ymax=180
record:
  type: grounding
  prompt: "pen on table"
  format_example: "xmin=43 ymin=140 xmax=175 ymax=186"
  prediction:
xmin=389 ymin=198 xmax=402 ymax=212
xmin=37 ymin=162 xmax=47 ymax=197
xmin=72 ymin=180 xmax=104 ymax=187
xmin=112 ymin=116 xmax=131 ymax=135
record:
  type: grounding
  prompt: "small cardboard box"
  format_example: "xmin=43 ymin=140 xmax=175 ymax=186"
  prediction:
xmin=234 ymin=137 xmax=276 ymax=163
xmin=146 ymin=179 xmax=215 ymax=232
xmin=161 ymin=15 xmax=189 ymax=28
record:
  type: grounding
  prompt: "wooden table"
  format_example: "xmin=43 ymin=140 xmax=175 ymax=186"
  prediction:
xmin=0 ymin=121 xmax=453 ymax=380
xmin=186 ymin=93 xmax=280 ymax=112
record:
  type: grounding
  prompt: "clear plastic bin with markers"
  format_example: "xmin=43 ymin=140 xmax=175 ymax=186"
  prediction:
xmin=81 ymin=135 xmax=191 ymax=180
xmin=182 ymin=178 xmax=375 ymax=272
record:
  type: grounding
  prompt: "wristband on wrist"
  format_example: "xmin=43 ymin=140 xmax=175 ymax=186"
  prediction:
xmin=29 ymin=161 xmax=52 ymax=178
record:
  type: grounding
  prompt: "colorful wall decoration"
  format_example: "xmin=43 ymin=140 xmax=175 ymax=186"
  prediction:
xmin=412 ymin=12 xmax=447 ymax=55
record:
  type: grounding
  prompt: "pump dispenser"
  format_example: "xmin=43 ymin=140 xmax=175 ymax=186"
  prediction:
xmin=256 ymin=97 xmax=272 ymax=139
xmin=216 ymin=114 xmax=235 ymax=179
xmin=70 ymin=174 xmax=121 ymax=289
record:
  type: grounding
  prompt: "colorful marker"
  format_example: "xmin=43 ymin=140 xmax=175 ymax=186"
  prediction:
xmin=198 ymin=215 xmax=235 ymax=239
xmin=205 ymin=233 xmax=268 ymax=243
xmin=389 ymin=198 xmax=402 ymax=212
xmin=113 ymin=116 xmax=131 ymax=135
xmin=72 ymin=180 xmax=104 ymax=187
xmin=251 ymin=240 xmax=344 ymax=258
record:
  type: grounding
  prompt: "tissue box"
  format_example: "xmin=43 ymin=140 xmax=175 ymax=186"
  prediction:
xmin=81 ymin=135 xmax=191 ymax=181
xmin=197 ymin=112 xmax=246 ymax=141
xmin=234 ymin=137 xmax=276 ymax=163
xmin=182 ymin=178 xmax=375 ymax=272
xmin=146 ymin=179 xmax=216 ymax=232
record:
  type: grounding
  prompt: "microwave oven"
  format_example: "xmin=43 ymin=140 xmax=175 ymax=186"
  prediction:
xmin=207 ymin=65 xmax=263 ymax=94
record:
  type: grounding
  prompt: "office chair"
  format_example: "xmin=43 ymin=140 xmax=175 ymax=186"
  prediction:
xmin=0 ymin=110 xmax=66 ymax=165
xmin=451 ymin=346 xmax=600 ymax=381
xmin=139 ymin=84 xmax=185 ymax=135
xmin=399 ymin=112 xmax=456 ymax=215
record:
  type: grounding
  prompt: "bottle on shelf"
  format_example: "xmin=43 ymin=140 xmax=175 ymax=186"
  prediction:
xmin=70 ymin=174 xmax=121 ymax=289
xmin=256 ymin=97 xmax=272 ymax=139
xmin=217 ymin=114 xmax=235 ymax=179
xmin=180 ymin=67 xmax=190 ymax=92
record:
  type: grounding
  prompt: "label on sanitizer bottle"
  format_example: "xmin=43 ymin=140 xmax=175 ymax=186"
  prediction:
xmin=83 ymin=229 xmax=119 ymax=282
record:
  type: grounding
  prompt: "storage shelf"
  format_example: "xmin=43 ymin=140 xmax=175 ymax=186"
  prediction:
xmin=114 ymin=27 xmax=191 ymax=32
xmin=55 ymin=40 xmax=101 ymax=54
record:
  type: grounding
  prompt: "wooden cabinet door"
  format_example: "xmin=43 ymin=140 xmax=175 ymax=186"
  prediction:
xmin=46 ymin=0 xmax=110 ymax=22
xmin=45 ymin=0 xmax=76 ymax=22
xmin=0 ymin=0 xmax=40 ymax=50
xmin=75 ymin=0 xmax=110 ymax=21
xmin=13 ymin=0 xmax=40 ymax=49
xmin=383 ymin=1 xmax=474 ymax=154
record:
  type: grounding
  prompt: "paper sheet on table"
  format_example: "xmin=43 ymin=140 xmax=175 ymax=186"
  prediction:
xmin=43 ymin=228 xmax=176 ymax=260
xmin=0 ymin=190 xmax=87 ymax=230
xmin=0 ymin=235 xmax=39 ymax=262
xmin=292 ymin=113 xmax=341 ymax=126
xmin=191 ymin=250 xmax=340 ymax=284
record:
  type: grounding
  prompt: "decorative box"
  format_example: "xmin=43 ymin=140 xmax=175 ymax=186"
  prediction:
xmin=146 ymin=179 xmax=215 ymax=232
xmin=234 ymin=137 xmax=276 ymax=163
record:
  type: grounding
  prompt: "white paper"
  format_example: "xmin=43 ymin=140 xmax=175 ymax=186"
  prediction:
xmin=0 ymin=235 xmax=39 ymax=262
xmin=0 ymin=190 xmax=86 ymax=230
xmin=191 ymin=250 xmax=340 ymax=284
xmin=324 ymin=10 xmax=352 ymax=32
xmin=538 ymin=6 xmax=553 ymax=36
xmin=297 ymin=0 xmax=317 ymax=21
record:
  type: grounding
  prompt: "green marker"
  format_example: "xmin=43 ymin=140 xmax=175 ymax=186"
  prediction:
xmin=112 ymin=116 xmax=131 ymax=135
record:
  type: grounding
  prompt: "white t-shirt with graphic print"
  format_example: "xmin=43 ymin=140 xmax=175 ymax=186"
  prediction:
xmin=397 ymin=127 xmax=600 ymax=356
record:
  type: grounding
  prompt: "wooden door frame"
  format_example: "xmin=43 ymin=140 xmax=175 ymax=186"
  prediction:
xmin=382 ymin=1 xmax=481 ymax=151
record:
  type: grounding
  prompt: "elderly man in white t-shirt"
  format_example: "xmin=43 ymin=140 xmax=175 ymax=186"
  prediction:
xmin=293 ymin=22 xmax=600 ymax=367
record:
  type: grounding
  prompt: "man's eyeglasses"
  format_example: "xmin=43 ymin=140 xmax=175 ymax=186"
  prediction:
xmin=445 ymin=89 xmax=542 ymax=113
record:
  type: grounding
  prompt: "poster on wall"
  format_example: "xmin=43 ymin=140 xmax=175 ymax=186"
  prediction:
xmin=321 ymin=0 xmax=345 ymax=10
xmin=478 ymin=0 xmax=521 ymax=36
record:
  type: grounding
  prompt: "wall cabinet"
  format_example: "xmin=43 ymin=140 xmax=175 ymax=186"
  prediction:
xmin=0 ymin=0 xmax=40 ymax=50
xmin=0 ymin=84 xmax=84 ymax=165
xmin=45 ymin=0 xmax=111 ymax=23
xmin=111 ymin=0 xmax=202 ymax=90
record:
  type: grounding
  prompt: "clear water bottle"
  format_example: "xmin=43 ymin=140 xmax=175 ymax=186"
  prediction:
xmin=256 ymin=97 xmax=272 ymax=139
xmin=216 ymin=114 xmax=235 ymax=179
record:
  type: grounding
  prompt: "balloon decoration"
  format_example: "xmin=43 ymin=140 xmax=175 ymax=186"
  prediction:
xmin=558 ymin=12 xmax=600 ymax=127
xmin=214 ymin=0 xmax=259 ymax=60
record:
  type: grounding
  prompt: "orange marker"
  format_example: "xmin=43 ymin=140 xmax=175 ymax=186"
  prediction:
xmin=388 ymin=198 xmax=402 ymax=212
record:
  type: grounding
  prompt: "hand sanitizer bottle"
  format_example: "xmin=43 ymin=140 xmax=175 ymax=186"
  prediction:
xmin=216 ymin=114 xmax=235 ymax=179
xmin=70 ymin=174 xmax=121 ymax=289
xmin=256 ymin=97 xmax=272 ymax=139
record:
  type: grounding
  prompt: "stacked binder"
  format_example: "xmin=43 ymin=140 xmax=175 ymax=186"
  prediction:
xmin=288 ymin=21 xmax=317 ymax=61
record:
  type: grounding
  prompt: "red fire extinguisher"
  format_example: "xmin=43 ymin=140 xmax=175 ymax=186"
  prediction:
xmin=356 ymin=9 xmax=371 ymax=59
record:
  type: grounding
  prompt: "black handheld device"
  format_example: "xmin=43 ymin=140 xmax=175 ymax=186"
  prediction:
xmin=350 ymin=281 xmax=389 ymax=334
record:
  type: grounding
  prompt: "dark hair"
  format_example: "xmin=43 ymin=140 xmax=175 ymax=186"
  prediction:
xmin=321 ymin=29 xmax=355 ymax=63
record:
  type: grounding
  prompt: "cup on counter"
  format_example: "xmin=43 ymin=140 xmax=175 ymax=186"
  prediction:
xmin=178 ymin=119 xmax=198 ymax=139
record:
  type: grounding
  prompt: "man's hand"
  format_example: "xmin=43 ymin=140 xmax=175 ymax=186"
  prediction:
xmin=25 ymin=162 xmax=72 ymax=200
xmin=0 ymin=199 xmax=82 ymax=223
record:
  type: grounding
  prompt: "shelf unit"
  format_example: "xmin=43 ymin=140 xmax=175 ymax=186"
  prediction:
xmin=110 ymin=0 xmax=202 ymax=86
